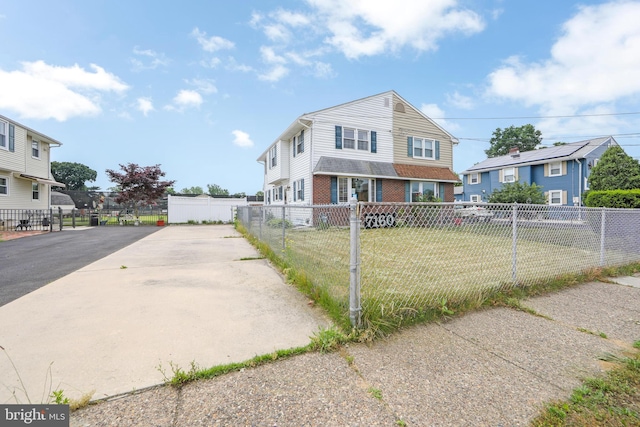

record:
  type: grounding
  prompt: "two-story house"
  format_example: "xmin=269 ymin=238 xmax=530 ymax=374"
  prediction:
xmin=0 ymin=114 xmax=64 ymax=211
xmin=460 ymin=136 xmax=618 ymax=206
xmin=257 ymin=91 xmax=459 ymax=211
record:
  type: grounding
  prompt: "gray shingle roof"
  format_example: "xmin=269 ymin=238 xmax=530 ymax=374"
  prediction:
xmin=314 ymin=157 xmax=398 ymax=177
xmin=462 ymin=136 xmax=613 ymax=173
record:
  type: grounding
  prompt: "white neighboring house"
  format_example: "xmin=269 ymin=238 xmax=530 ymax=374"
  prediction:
xmin=257 ymin=91 xmax=459 ymax=210
xmin=0 ymin=114 xmax=65 ymax=210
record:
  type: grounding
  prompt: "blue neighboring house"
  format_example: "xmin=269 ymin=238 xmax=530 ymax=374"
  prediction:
xmin=460 ymin=136 xmax=618 ymax=206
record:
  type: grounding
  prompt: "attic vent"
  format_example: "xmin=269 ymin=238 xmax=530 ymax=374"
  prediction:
xmin=384 ymin=98 xmax=389 ymax=107
xmin=394 ymin=102 xmax=405 ymax=113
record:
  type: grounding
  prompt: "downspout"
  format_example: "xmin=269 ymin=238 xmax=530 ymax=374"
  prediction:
xmin=298 ymin=119 xmax=312 ymax=205
xmin=574 ymin=158 xmax=582 ymax=207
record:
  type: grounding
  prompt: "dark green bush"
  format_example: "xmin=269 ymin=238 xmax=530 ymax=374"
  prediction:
xmin=584 ymin=189 xmax=640 ymax=208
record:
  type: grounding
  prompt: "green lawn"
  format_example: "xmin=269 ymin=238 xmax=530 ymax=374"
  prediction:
xmin=255 ymin=221 xmax=635 ymax=325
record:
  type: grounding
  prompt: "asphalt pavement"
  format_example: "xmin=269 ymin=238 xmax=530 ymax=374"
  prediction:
xmin=0 ymin=226 xmax=159 ymax=306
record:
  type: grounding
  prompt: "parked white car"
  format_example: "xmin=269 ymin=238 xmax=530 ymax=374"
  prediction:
xmin=454 ymin=205 xmax=494 ymax=222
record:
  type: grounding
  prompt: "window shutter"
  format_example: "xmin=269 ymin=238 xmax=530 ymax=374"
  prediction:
xmin=562 ymin=161 xmax=567 ymax=175
xmin=300 ymin=130 xmax=304 ymax=154
xmin=435 ymin=140 xmax=440 ymax=160
xmin=293 ymin=136 xmax=296 ymax=158
xmin=404 ymin=181 xmax=410 ymax=202
xmin=293 ymin=181 xmax=297 ymax=201
xmin=562 ymin=190 xmax=567 ymax=205
xmin=330 ymin=177 xmax=337 ymax=204
xmin=376 ymin=179 xmax=382 ymax=202
xmin=544 ymin=164 xmax=548 ymax=177
xmin=477 ymin=173 xmax=482 ymax=184
xmin=335 ymin=126 xmax=342 ymax=149
xmin=371 ymin=131 xmax=377 ymax=153
xmin=407 ymin=137 xmax=413 ymax=157
xmin=8 ymin=124 xmax=15 ymax=152
xmin=439 ymin=183 xmax=445 ymax=201
xmin=301 ymin=178 xmax=305 ymax=201
xmin=499 ymin=169 xmax=504 ymax=183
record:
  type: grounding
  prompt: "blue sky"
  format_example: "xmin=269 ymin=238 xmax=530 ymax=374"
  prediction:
xmin=1 ymin=0 xmax=639 ymax=194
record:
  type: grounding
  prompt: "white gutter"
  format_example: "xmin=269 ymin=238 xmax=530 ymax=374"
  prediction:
xmin=297 ymin=119 xmax=312 ymax=205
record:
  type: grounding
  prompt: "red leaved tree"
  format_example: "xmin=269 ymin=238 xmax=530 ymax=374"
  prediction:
xmin=105 ymin=163 xmax=175 ymax=216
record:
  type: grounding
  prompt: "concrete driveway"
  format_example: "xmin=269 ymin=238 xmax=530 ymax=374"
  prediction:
xmin=0 ymin=225 xmax=329 ymax=403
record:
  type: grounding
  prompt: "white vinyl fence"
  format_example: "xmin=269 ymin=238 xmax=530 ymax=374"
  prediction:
xmin=167 ymin=195 xmax=249 ymax=224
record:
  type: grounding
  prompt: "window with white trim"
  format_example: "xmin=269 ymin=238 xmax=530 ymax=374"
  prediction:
xmin=0 ymin=121 xmax=6 ymax=149
xmin=272 ymin=186 xmax=283 ymax=202
xmin=32 ymin=182 xmax=39 ymax=200
xmin=470 ymin=194 xmax=481 ymax=203
xmin=0 ymin=176 xmax=8 ymax=195
xmin=337 ymin=177 xmax=376 ymax=203
xmin=549 ymin=190 xmax=562 ymax=205
xmin=293 ymin=178 xmax=305 ymax=201
xmin=411 ymin=181 xmax=438 ymax=202
xmin=342 ymin=128 xmax=370 ymax=151
xmin=503 ymin=167 xmax=515 ymax=183
xmin=269 ymin=145 xmax=277 ymax=168
xmin=549 ymin=161 xmax=562 ymax=177
xmin=469 ymin=173 xmax=479 ymax=184
xmin=32 ymin=140 xmax=40 ymax=158
xmin=294 ymin=132 xmax=304 ymax=155
xmin=413 ymin=137 xmax=434 ymax=159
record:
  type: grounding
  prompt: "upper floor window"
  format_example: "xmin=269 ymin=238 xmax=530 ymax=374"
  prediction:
xmin=503 ymin=167 xmax=516 ymax=183
xmin=32 ymin=140 xmax=40 ymax=158
xmin=335 ymin=126 xmax=377 ymax=153
xmin=0 ymin=121 xmax=6 ymax=149
xmin=269 ymin=145 xmax=277 ymax=168
xmin=293 ymin=130 xmax=305 ymax=156
xmin=549 ymin=161 xmax=562 ymax=177
xmin=407 ymin=137 xmax=439 ymax=160
xmin=0 ymin=176 xmax=8 ymax=195
xmin=343 ymin=128 xmax=369 ymax=151
xmin=32 ymin=182 xmax=40 ymax=200
xmin=469 ymin=173 xmax=479 ymax=184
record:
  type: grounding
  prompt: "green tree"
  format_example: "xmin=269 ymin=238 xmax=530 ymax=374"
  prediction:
xmin=255 ymin=191 xmax=264 ymax=198
xmin=587 ymin=145 xmax=640 ymax=191
xmin=105 ymin=163 xmax=175 ymax=216
xmin=51 ymin=161 xmax=97 ymax=190
xmin=207 ymin=183 xmax=229 ymax=196
xmin=488 ymin=182 xmax=546 ymax=204
xmin=180 ymin=186 xmax=204 ymax=195
xmin=485 ymin=124 xmax=543 ymax=158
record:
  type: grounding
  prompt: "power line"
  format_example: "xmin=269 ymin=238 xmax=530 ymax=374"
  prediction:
xmin=435 ymin=112 xmax=640 ymax=120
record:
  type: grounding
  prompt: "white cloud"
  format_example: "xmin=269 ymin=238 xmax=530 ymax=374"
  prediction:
xmin=446 ymin=91 xmax=474 ymax=110
xmin=486 ymin=1 xmax=640 ymax=116
xmin=226 ymin=57 xmax=254 ymax=72
xmin=258 ymin=65 xmax=289 ymax=82
xmin=186 ymin=78 xmax=218 ymax=94
xmin=260 ymin=46 xmax=287 ymax=64
xmin=136 ymin=97 xmax=154 ymax=116
xmin=0 ymin=60 xmax=128 ymax=121
xmin=232 ymin=130 xmax=254 ymax=148
xmin=191 ymin=28 xmax=235 ymax=52
xmin=200 ymin=57 xmax=222 ymax=69
xmin=307 ymin=0 xmax=485 ymax=59
xmin=164 ymin=90 xmax=203 ymax=111
xmin=131 ymin=46 xmax=170 ymax=71
xmin=421 ymin=103 xmax=459 ymax=131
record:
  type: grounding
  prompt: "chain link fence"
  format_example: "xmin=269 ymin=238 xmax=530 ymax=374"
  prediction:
xmin=237 ymin=202 xmax=640 ymax=328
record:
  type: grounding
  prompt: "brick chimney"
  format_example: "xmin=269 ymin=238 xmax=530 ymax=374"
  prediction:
xmin=509 ymin=147 xmax=520 ymax=158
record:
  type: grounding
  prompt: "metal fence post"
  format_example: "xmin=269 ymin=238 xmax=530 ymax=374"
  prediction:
xmin=600 ymin=209 xmax=606 ymax=266
xmin=72 ymin=208 xmax=76 ymax=228
xmin=282 ymin=206 xmax=286 ymax=250
xmin=512 ymin=203 xmax=518 ymax=285
xmin=349 ymin=198 xmax=362 ymax=328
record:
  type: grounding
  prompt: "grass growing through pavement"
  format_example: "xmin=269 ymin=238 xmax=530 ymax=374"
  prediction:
xmin=530 ymin=341 xmax=640 ymax=426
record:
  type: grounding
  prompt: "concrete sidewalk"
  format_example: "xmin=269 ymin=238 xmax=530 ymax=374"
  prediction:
xmin=0 ymin=225 xmax=329 ymax=404
xmin=70 ymin=278 xmax=640 ymax=426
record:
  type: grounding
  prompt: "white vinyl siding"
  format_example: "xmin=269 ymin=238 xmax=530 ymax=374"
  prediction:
xmin=310 ymin=93 xmax=393 ymax=171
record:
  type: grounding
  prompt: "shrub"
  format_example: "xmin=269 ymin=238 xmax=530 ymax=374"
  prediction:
xmin=584 ymin=189 xmax=640 ymax=208
xmin=267 ymin=217 xmax=293 ymax=228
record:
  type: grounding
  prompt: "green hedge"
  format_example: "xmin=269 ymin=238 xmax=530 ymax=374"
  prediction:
xmin=584 ymin=189 xmax=640 ymax=208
